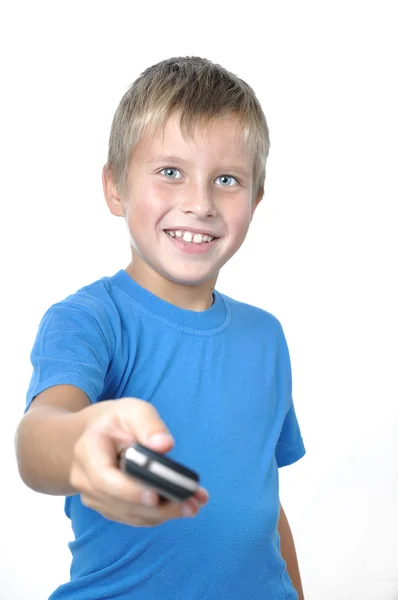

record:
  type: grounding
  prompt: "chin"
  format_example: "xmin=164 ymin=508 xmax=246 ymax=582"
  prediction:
xmin=161 ymin=268 xmax=218 ymax=287
xmin=165 ymin=274 xmax=213 ymax=287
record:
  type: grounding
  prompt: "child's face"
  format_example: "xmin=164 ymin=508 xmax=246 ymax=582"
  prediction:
xmin=105 ymin=112 xmax=262 ymax=295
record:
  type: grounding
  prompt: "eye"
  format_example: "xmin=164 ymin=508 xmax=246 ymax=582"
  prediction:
xmin=216 ymin=175 xmax=238 ymax=187
xmin=160 ymin=168 xmax=183 ymax=179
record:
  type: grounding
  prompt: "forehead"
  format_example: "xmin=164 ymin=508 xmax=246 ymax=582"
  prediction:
xmin=133 ymin=112 xmax=253 ymax=167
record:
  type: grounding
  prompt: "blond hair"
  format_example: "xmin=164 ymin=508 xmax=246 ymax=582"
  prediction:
xmin=106 ymin=56 xmax=270 ymax=198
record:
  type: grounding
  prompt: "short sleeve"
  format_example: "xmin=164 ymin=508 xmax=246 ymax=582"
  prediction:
xmin=26 ymin=300 xmax=112 ymax=411
xmin=275 ymin=402 xmax=306 ymax=467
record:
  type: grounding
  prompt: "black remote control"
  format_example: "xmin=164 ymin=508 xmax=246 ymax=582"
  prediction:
xmin=119 ymin=443 xmax=200 ymax=502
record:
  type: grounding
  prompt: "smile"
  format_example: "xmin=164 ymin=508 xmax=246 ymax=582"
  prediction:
xmin=163 ymin=229 xmax=219 ymax=255
xmin=164 ymin=229 xmax=217 ymax=245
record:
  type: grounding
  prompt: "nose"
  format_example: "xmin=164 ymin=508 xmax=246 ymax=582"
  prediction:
xmin=180 ymin=183 xmax=218 ymax=218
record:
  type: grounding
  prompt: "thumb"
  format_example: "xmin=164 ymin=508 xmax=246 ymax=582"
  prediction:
xmin=115 ymin=398 xmax=175 ymax=453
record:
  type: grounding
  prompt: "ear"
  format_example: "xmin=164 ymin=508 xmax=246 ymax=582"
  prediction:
xmin=102 ymin=164 xmax=125 ymax=217
xmin=251 ymin=186 xmax=264 ymax=218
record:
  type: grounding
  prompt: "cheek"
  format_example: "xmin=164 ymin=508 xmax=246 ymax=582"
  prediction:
xmin=128 ymin=182 xmax=171 ymax=222
xmin=149 ymin=181 xmax=180 ymax=212
xmin=226 ymin=205 xmax=253 ymax=238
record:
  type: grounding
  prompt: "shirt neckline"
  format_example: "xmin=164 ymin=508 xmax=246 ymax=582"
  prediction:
xmin=111 ymin=270 xmax=229 ymax=333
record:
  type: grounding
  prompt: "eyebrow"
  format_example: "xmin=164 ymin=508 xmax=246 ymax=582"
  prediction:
xmin=147 ymin=154 xmax=251 ymax=178
xmin=146 ymin=155 xmax=187 ymax=165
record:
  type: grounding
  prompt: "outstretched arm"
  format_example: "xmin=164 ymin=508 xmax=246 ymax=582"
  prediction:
xmin=278 ymin=503 xmax=305 ymax=600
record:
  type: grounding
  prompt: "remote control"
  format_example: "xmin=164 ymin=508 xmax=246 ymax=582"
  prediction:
xmin=119 ymin=443 xmax=200 ymax=502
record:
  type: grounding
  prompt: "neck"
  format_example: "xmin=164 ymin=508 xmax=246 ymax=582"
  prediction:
xmin=125 ymin=261 xmax=217 ymax=312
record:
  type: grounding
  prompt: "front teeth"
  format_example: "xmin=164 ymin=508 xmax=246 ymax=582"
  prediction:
xmin=166 ymin=230 xmax=215 ymax=244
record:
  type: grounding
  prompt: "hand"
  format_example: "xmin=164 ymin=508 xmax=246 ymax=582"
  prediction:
xmin=69 ymin=397 xmax=209 ymax=526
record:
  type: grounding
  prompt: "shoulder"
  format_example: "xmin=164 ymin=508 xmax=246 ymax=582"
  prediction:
xmin=218 ymin=291 xmax=284 ymax=336
xmin=38 ymin=273 xmax=124 ymax=349
xmin=218 ymin=292 xmax=291 ymax=377
xmin=61 ymin=274 xmax=118 ymax=314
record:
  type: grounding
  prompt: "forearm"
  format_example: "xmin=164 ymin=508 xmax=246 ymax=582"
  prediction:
xmin=278 ymin=504 xmax=305 ymax=600
xmin=15 ymin=402 xmax=111 ymax=495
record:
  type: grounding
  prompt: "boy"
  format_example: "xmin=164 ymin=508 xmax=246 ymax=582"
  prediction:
xmin=16 ymin=56 xmax=306 ymax=599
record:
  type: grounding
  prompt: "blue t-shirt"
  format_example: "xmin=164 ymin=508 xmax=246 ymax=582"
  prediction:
xmin=27 ymin=270 xmax=305 ymax=600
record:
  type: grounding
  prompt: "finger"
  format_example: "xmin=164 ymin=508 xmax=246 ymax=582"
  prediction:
xmin=82 ymin=412 xmax=135 ymax=463
xmin=194 ymin=487 xmax=209 ymax=505
xmin=161 ymin=496 xmax=201 ymax=520
xmin=81 ymin=491 xmax=177 ymax=525
xmin=123 ymin=495 xmax=201 ymax=525
xmin=81 ymin=486 xmax=205 ymax=527
xmin=114 ymin=398 xmax=175 ymax=452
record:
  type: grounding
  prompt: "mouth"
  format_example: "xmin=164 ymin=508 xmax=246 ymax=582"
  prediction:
xmin=163 ymin=228 xmax=219 ymax=254
xmin=164 ymin=229 xmax=219 ymax=245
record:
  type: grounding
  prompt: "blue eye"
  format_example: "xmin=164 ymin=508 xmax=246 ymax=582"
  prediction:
xmin=160 ymin=168 xmax=183 ymax=179
xmin=216 ymin=175 xmax=238 ymax=186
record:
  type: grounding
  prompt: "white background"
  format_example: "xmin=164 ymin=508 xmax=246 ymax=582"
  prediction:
xmin=1 ymin=1 xmax=397 ymax=599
